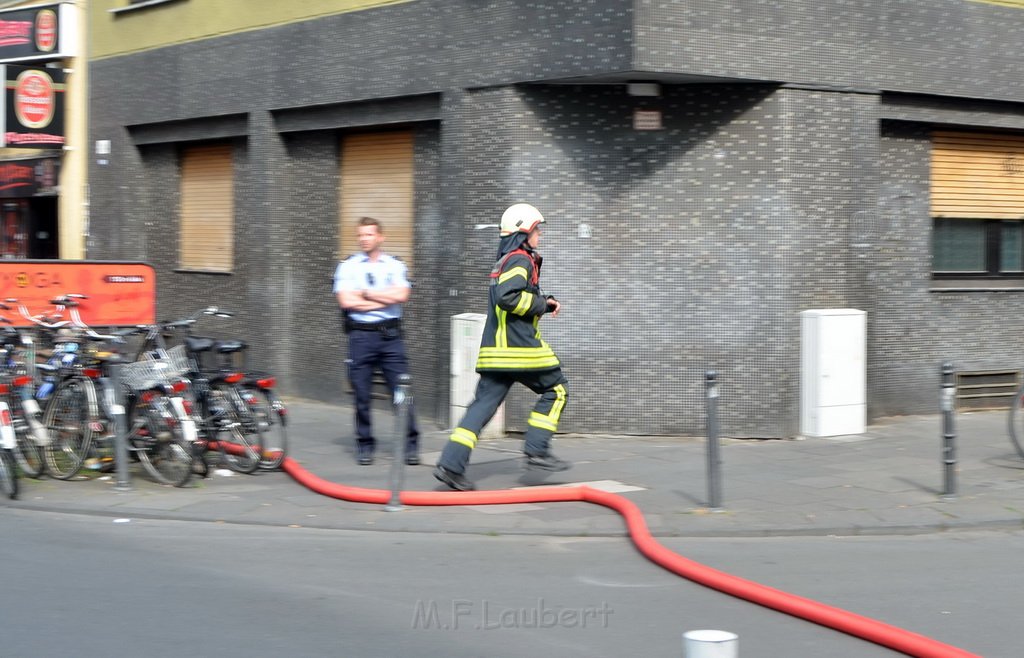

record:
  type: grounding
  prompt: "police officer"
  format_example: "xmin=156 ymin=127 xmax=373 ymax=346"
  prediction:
xmin=434 ymin=203 xmax=570 ymax=491
xmin=334 ymin=216 xmax=419 ymax=466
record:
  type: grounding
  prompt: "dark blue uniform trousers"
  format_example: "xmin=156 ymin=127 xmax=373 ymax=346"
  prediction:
xmin=346 ymin=329 xmax=419 ymax=452
xmin=438 ymin=368 xmax=568 ymax=475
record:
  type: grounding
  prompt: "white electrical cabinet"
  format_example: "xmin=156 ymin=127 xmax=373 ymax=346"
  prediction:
xmin=800 ymin=309 xmax=866 ymax=437
xmin=450 ymin=313 xmax=504 ymax=438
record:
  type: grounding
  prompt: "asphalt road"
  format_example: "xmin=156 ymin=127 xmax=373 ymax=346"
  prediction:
xmin=2 ymin=509 xmax=1009 ymax=657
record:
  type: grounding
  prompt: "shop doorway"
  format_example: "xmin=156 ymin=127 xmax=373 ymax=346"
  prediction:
xmin=0 ymin=197 xmax=58 ymax=259
xmin=1 ymin=199 xmax=28 ymax=259
xmin=28 ymin=196 xmax=57 ymax=259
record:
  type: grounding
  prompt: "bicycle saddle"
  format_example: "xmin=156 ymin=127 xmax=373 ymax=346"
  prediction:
xmin=185 ymin=336 xmax=216 ymax=353
xmin=215 ymin=340 xmax=247 ymax=354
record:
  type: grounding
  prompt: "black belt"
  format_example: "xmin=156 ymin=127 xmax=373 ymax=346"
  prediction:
xmin=348 ymin=318 xmax=401 ymax=332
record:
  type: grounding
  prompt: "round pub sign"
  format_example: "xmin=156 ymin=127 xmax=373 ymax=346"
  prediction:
xmin=34 ymin=9 xmax=57 ymax=52
xmin=14 ymin=69 xmax=55 ymax=129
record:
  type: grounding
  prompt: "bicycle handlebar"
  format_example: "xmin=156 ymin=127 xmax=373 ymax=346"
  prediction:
xmin=68 ymin=307 xmax=126 ymax=344
xmin=6 ymin=295 xmax=74 ymax=329
xmin=160 ymin=306 xmax=235 ymax=333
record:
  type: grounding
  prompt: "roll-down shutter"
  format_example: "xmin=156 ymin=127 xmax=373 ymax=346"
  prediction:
xmin=931 ymin=131 xmax=1024 ymax=219
xmin=339 ymin=130 xmax=414 ymax=270
xmin=179 ymin=144 xmax=234 ymax=272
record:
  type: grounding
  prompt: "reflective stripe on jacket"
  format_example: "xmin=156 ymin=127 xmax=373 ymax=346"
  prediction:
xmin=476 ymin=248 xmax=560 ymax=372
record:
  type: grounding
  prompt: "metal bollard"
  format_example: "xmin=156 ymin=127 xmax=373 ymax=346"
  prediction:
xmin=705 ymin=371 xmax=722 ymax=510
xmin=683 ymin=629 xmax=738 ymax=657
xmin=940 ymin=362 xmax=957 ymax=500
xmin=106 ymin=364 xmax=132 ymax=492
xmin=385 ymin=374 xmax=412 ymax=512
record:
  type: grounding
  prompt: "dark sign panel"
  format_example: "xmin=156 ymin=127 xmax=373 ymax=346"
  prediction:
xmin=0 ymin=4 xmax=68 ymax=62
xmin=0 ymin=64 xmax=65 ymax=148
xmin=0 ymin=157 xmax=59 ymax=197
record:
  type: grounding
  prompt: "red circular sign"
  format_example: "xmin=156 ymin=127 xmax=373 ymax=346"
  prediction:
xmin=35 ymin=10 xmax=57 ymax=53
xmin=14 ymin=70 xmax=55 ymax=130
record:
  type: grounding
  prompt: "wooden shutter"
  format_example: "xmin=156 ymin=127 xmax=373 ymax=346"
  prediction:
xmin=931 ymin=131 xmax=1024 ymax=219
xmin=180 ymin=144 xmax=234 ymax=272
xmin=339 ymin=130 xmax=414 ymax=270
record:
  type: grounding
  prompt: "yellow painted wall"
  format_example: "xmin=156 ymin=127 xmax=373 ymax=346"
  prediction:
xmin=967 ymin=0 xmax=1024 ymax=7
xmin=61 ymin=0 xmax=87 ymax=259
xmin=90 ymin=0 xmax=412 ymax=59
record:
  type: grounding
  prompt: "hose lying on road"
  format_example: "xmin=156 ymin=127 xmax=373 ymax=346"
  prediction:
xmin=282 ymin=458 xmax=979 ymax=658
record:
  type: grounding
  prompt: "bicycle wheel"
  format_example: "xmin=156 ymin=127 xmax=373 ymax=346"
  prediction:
xmin=0 ymin=448 xmax=17 ymax=499
xmin=210 ymin=384 xmax=261 ymax=474
xmin=42 ymin=377 xmax=96 ymax=480
xmin=177 ymin=383 xmax=209 ymax=478
xmin=9 ymin=394 xmax=44 ymax=478
xmin=190 ymin=438 xmax=210 ymax=478
xmin=134 ymin=392 xmax=193 ymax=487
xmin=241 ymin=386 xmax=287 ymax=470
xmin=14 ymin=431 xmax=43 ymax=478
xmin=1009 ymin=381 xmax=1024 ymax=460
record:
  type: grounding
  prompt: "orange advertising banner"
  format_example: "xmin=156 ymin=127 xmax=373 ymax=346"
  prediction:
xmin=0 ymin=260 xmax=155 ymax=327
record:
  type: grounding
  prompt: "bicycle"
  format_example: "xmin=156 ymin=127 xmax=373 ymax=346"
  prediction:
xmin=11 ymin=296 xmax=94 ymax=480
xmin=0 ymin=384 xmax=18 ymax=499
xmin=0 ymin=308 xmax=46 ymax=478
xmin=83 ymin=308 xmax=256 ymax=478
xmin=241 ymin=371 xmax=288 ymax=470
xmin=31 ymin=295 xmax=198 ymax=486
xmin=162 ymin=307 xmax=287 ymax=472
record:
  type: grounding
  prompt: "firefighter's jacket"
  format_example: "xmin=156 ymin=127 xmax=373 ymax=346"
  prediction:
xmin=476 ymin=247 xmax=560 ymax=372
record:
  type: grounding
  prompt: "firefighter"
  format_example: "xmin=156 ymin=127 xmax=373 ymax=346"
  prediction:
xmin=434 ymin=203 xmax=570 ymax=491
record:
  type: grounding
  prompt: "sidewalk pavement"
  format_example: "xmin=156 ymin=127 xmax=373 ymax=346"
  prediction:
xmin=7 ymin=398 xmax=1024 ymax=537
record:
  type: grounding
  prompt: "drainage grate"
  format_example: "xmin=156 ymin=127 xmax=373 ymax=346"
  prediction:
xmin=955 ymin=369 xmax=1020 ymax=411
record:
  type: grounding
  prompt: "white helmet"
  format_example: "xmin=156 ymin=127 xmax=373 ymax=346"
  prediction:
xmin=499 ymin=203 xmax=545 ymax=237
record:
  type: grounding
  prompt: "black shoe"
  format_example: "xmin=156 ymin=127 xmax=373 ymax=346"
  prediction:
xmin=525 ymin=452 xmax=571 ymax=472
xmin=357 ymin=444 xmax=374 ymax=466
xmin=404 ymin=440 xmax=419 ymax=465
xmin=433 ymin=465 xmax=475 ymax=491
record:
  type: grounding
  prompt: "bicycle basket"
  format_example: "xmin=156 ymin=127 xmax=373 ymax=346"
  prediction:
xmin=119 ymin=359 xmax=179 ymax=391
xmin=165 ymin=344 xmax=192 ymax=375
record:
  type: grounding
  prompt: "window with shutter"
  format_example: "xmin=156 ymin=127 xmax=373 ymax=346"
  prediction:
xmin=931 ymin=131 xmax=1024 ymax=277
xmin=179 ymin=143 xmax=234 ymax=273
xmin=338 ymin=130 xmax=414 ymax=272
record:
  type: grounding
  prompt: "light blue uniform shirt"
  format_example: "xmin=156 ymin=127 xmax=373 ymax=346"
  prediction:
xmin=333 ymin=253 xmax=410 ymax=324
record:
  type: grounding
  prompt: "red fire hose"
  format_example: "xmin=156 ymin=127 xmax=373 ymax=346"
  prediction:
xmin=282 ymin=458 xmax=979 ymax=658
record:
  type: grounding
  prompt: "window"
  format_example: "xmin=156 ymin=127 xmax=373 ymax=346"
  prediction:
xmin=179 ymin=143 xmax=233 ymax=273
xmin=933 ymin=218 xmax=1024 ymax=274
xmin=931 ymin=131 xmax=1024 ymax=278
xmin=338 ymin=130 xmax=414 ymax=270
xmin=111 ymin=0 xmax=187 ymax=13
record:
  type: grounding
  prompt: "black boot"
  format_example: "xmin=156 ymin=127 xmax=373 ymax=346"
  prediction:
xmin=525 ymin=452 xmax=571 ymax=472
xmin=433 ymin=465 xmax=475 ymax=491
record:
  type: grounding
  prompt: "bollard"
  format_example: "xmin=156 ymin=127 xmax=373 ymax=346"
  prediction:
xmin=384 ymin=374 xmax=412 ymax=512
xmin=940 ymin=362 xmax=957 ymax=500
xmin=705 ymin=371 xmax=722 ymax=510
xmin=683 ymin=629 xmax=738 ymax=657
xmin=106 ymin=364 xmax=132 ymax=492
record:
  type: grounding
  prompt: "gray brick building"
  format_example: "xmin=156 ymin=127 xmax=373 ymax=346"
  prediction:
xmin=88 ymin=0 xmax=1024 ymax=437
